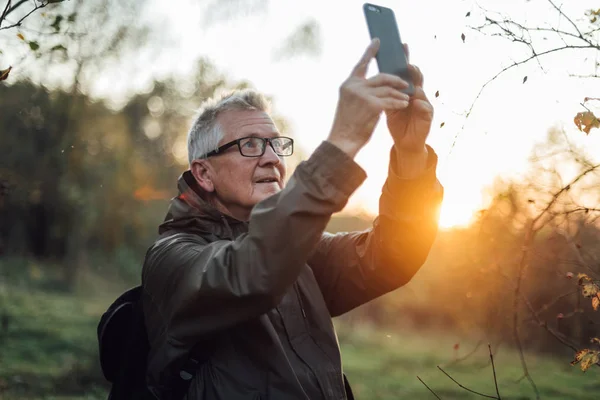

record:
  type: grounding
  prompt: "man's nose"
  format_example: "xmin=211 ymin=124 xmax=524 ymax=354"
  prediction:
xmin=259 ymin=143 xmax=281 ymax=165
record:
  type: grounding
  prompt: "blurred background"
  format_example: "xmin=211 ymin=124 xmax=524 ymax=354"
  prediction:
xmin=1 ymin=0 xmax=600 ymax=398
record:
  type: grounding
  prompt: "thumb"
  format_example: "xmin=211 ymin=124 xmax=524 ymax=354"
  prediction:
xmin=350 ymin=38 xmax=380 ymax=78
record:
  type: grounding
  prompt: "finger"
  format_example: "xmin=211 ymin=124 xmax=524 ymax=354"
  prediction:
xmin=367 ymin=73 xmax=409 ymax=90
xmin=403 ymin=42 xmax=410 ymax=63
xmin=411 ymin=86 xmax=429 ymax=103
xmin=411 ymin=98 xmax=434 ymax=120
xmin=408 ymin=64 xmax=424 ymax=88
xmin=370 ymin=86 xmax=410 ymax=102
xmin=375 ymin=97 xmax=410 ymax=111
xmin=351 ymin=38 xmax=380 ymax=78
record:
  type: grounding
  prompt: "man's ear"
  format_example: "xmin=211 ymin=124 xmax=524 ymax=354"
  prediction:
xmin=190 ymin=159 xmax=215 ymax=193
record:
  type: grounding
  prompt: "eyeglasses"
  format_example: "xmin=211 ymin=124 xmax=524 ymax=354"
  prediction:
xmin=204 ymin=136 xmax=294 ymax=158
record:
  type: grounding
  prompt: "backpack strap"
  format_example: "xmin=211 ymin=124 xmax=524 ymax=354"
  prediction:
xmin=344 ymin=374 xmax=355 ymax=400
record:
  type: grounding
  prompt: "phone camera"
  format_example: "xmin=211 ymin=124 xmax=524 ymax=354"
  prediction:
xmin=368 ymin=5 xmax=380 ymax=13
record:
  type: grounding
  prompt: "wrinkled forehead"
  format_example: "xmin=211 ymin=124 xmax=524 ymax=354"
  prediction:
xmin=218 ymin=110 xmax=279 ymax=142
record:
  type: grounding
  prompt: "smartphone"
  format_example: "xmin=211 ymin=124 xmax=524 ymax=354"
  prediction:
xmin=363 ymin=3 xmax=414 ymax=95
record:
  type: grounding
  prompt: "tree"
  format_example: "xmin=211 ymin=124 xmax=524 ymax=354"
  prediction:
xmin=448 ymin=0 xmax=600 ymax=150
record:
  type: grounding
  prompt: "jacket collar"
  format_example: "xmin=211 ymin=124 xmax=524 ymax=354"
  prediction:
xmin=158 ymin=170 xmax=248 ymax=240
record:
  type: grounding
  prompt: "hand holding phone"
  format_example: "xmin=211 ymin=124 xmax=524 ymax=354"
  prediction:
xmin=363 ymin=3 xmax=414 ymax=96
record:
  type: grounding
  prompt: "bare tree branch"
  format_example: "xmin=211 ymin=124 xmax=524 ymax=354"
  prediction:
xmin=511 ymin=221 xmax=541 ymax=399
xmin=437 ymin=366 xmax=499 ymax=399
xmin=444 ymin=340 xmax=484 ymax=367
xmin=499 ymin=270 xmax=580 ymax=352
xmin=0 ymin=0 xmax=12 ymax=28
xmin=5 ymin=0 xmax=27 ymax=16
xmin=449 ymin=45 xmax=597 ymax=152
xmin=0 ymin=0 xmax=53 ymax=31
xmin=547 ymin=0 xmax=584 ymax=39
xmin=488 ymin=344 xmax=501 ymax=400
xmin=527 ymin=290 xmax=579 ymax=321
xmin=533 ymin=163 xmax=600 ymax=232
xmin=417 ymin=376 xmax=442 ymax=399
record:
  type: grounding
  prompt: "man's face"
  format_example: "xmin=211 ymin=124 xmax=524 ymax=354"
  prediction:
xmin=199 ymin=110 xmax=287 ymax=219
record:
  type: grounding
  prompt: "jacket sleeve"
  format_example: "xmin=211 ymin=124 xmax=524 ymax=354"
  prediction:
xmin=308 ymin=145 xmax=443 ymax=317
xmin=141 ymin=141 xmax=366 ymax=353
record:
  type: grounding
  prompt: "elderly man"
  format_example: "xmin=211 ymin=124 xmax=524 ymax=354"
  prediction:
xmin=142 ymin=39 xmax=443 ymax=400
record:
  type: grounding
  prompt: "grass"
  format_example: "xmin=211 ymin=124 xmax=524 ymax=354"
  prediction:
xmin=336 ymin=322 xmax=600 ymax=399
xmin=0 ymin=287 xmax=598 ymax=399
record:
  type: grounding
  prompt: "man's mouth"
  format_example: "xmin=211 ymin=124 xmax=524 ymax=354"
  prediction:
xmin=256 ymin=178 xmax=279 ymax=183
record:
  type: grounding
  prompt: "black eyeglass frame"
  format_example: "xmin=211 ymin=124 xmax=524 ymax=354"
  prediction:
xmin=203 ymin=136 xmax=294 ymax=158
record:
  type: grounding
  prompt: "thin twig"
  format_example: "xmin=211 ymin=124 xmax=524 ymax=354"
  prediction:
xmin=437 ymin=366 xmax=499 ymax=399
xmin=5 ymin=0 xmax=26 ymax=16
xmin=547 ymin=0 xmax=584 ymax=39
xmin=0 ymin=0 xmax=11 ymax=28
xmin=488 ymin=344 xmax=501 ymax=400
xmin=444 ymin=340 xmax=483 ymax=367
xmin=0 ymin=0 xmax=51 ymax=31
xmin=417 ymin=376 xmax=442 ymax=399
xmin=499 ymin=270 xmax=580 ymax=352
xmin=512 ymin=222 xmax=541 ymax=400
xmin=529 ymin=290 xmax=579 ymax=320
xmin=532 ymin=163 xmax=600 ymax=231
xmin=448 ymin=45 xmax=596 ymax=153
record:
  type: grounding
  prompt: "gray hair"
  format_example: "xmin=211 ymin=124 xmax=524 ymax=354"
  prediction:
xmin=187 ymin=89 xmax=271 ymax=164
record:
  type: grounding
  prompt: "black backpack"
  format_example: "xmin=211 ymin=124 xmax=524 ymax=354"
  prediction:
xmin=97 ymin=285 xmax=200 ymax=400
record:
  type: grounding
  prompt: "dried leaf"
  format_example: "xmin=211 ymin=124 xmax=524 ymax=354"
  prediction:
xmin=591 ymin=337 xmax=600 ymax=345
xmin=435 ymin=90 xmax=439 ymax=98
xmin=574 ymin=111 xmax=600 ymax=135
xmin=461 ymin=33 xmax=466 ymax=43
xmin=578 ymin=273 xmax=592 ymax=284
xmin=440 ymin=122 xmax=445 ymax=128
xmin=523 ymin=76 xmax=528 ymax=84
xmin=0 ymin=66 xmax=12 ymax=82
xmin=17 ymin=33 xmax=25 ymax=41
xmin=465 ymin=11 xmax=471 ymax=17
xmin=580 ymin=352 xmax=599 ymax=372
xmin=571 ymin=349 xmax=590 ymax=365
xmin=566 ymin=272 xmax=574 ymax=279
xmin=582 ymin=283 xmax=600 ymax=298
xmin=593 ymin=296 xmax=599 ymax=311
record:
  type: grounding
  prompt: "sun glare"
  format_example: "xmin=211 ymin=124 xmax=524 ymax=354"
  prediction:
xmin=437 ymin=193 xmax=481 ymax=230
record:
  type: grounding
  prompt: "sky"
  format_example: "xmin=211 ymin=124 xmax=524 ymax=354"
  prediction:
xmin=14 ymin=0 xmax=600 ymax=229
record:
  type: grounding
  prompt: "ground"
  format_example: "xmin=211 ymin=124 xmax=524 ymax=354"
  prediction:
xmin=0 ymin=288 xmax=598 ymax=399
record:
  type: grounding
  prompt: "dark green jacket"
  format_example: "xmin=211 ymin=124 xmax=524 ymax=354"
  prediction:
xmin=141 ymin=141 xmax=443 ymax=399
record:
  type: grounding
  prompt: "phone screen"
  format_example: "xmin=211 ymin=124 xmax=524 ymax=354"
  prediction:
xmin=363 ymin=3 xmax=414 ymax=95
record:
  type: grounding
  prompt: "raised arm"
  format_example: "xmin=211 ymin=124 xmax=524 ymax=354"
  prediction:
xmin=309 ymin=145 xmax=443 ymax=317
xmin=310 ymin=48 xmax=443 ymax=317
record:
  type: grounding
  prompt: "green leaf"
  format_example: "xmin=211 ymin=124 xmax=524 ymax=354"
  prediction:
xmin=68 ymin=12 xmax=77 ymax=23
xmin=50 ymin=15 xmax=63 ymax=32
xmin=28 ymin=41 xmax=39 ymax=51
